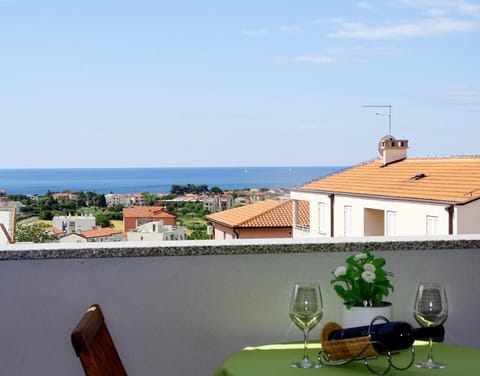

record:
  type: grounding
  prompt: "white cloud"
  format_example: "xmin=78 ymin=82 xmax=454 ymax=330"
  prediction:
xmin=280 ymin=25 xmax=302 ymax=33
xmin=357 ymin=1 xmax=373 ymax=10
xmin=241 ymin=28 xmax=270 ymax=37
xmin=439 ymin=86 xmax=480 ymax=102
xmin=428 ymin=8 xmax=447 ymax=17
xmin=459 ymin=1 xmax=480 ymax=16
xmin=399 ymin=0 xmax=480 ymax=17
xmin=328 ymin=17 xmax=474 ymax=39
xmin=294 ymin=55 xmax=335 ymax=63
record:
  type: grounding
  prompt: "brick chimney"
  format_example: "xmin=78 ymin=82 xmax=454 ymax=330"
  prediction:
xmin=379 ymin=136 xmax=408 ymax=166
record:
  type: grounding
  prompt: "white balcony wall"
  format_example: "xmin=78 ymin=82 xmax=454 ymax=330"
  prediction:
xmin=0 ymin=237 xmax=479 ymax=375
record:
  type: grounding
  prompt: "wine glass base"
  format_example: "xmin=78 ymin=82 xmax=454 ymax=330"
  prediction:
xmin=290 ymin=359 xmax=321 ymax=369
xmin=415 ymin=359 xmax=446 ymax=369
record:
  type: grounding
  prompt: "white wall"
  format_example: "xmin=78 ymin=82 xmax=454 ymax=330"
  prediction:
xmin=292 ymin=192 xmax=458 ymax=237
xmin=0 ymin=243 xmax=479 ymax=376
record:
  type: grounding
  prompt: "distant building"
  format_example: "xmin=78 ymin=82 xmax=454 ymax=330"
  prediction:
xmin=59 ymin=227 xmax=122 ymax=243
xmin=202 ymin=195 xmax=234 ymax=213
xmin=105 ymin=193 xmax=146 ymax=207
xmin=205 ymin=199 xmax=309 ymax=240
xmin=52 ymin=214 xmax=96 ymax=234
xmin=127 ymin=220 xmax=186 ymax=241
xmin=291 ymin=137 xmax=480 ymax=238
xmin=51 ymin=192 xmax=78 ymax=201
xmin=123 ymin=206 xmax=176 ymax=233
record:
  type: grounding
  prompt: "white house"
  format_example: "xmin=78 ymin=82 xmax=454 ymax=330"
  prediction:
xmin=52 ymin=214 xmax=96 ymax=234
xmin=291 ymin=137 xmax=480 ymax=238
xmin=127 ymin=220 xmax=186 ymax=241
xmin=59 ymin=227 xmax=122 ymax=243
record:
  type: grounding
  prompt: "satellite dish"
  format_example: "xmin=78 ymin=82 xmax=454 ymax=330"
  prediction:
xmin=378 ymin=134 xmax=396 ymax=157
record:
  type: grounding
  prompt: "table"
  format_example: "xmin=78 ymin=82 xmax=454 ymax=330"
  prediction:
xmin=215 ymin=341 xmax=480 ymax=375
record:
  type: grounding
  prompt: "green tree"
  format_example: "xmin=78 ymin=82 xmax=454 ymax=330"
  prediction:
xmin=16 ymin=223 xmax=55 ymax=243
xmin=97 ymin=194 xmax=107 ymax=208
xmin=210 ymin=186 xmax=224 ymax=195
xmin=187 ymin=230 xmax=210 ymax=240
xmin=95 ymin=212 xmax=111 ymax=228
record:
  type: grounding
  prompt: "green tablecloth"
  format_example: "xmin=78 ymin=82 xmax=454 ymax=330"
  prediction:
xmin=215 ymin=341 xmax=480 ymax=376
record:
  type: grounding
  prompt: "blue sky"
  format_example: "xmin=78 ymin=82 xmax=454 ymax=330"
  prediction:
xmin=1 ymin=0 xmax=479 ymax=168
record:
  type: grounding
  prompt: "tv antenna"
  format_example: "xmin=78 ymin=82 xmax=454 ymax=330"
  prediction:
xmin=363 ymin=105 xmax=392 ymax=134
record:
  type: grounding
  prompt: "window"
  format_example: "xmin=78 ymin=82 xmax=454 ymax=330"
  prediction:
xmin=426 ymin=216 xmax=438 ymax=235
xmin=344 ymin=206 xmax=352 ymax=236
xmin=386 ymin=211 xmax=397 ymax=236
xmin=318 ymin=202 xmax=326 ymax=235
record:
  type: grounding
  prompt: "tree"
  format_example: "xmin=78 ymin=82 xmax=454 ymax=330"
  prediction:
xmin=97 ymin=194 xmax=107 ymax=208
xmin=187 ymin=230 xmax=211 ymax=240
xmin=16 ymin=223 xmax=55 ymax=243
xmin=95 ymin=212 xmax=111 ymax=228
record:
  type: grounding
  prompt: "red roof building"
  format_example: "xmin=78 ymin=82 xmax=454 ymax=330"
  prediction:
xmin=123 ymin=206 xmax=176 ymax=233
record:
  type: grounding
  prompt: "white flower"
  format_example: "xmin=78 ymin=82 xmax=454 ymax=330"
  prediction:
xmin=333 ymin=265 xmax=347 ymax=278
xmin=354 ymin=253 xmax=367 ymax=262
xmin=362 ymin=271 xmax=376 ymax=283
xmin=363 ymin=263 xmax=376 ymax=272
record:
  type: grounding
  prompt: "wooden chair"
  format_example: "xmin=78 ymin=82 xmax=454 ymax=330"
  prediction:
xmin=71 ymin=304 xmax=128 ymax=376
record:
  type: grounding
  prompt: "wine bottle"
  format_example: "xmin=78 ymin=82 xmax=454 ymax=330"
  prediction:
xmin=327 ymin=321 xmax=445 ymax=352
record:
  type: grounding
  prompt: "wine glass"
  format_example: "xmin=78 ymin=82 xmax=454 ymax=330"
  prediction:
xmin=289 ymin=282 xmax=323 ymax=368
xmin=413 ymin=282 xmax=448 ymax=369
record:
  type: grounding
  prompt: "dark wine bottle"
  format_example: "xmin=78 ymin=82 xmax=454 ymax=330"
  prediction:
xmin=327 ymin=321 xmax=445 ymax=352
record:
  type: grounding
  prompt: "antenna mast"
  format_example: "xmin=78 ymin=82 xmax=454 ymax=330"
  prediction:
xmin=363 ymin=105 xmax=392 ymax=134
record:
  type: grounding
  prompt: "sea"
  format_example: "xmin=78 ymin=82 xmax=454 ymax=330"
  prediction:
xmin=0 ymin=166 xmax=346 ymax=196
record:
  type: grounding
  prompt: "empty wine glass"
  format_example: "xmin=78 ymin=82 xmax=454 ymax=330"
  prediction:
xmin=289 ymin=282 xmax=323 ymax=368
xmin=413 ymin=282 xmax=448 ymax=369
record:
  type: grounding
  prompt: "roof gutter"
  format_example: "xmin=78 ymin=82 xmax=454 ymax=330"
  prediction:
xmin=233 ymin=227 xmax=240 ymax=239
xmin=329 ymin=194 xmax=335 ymax=237
xmin=445 ymin=205 xmax=454 ymax=235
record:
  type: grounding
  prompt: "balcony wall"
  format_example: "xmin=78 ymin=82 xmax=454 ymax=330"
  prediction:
xmin=1 ymin=236 xmax=479 ymax=376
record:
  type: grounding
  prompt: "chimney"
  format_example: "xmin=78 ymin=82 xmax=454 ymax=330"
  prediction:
xmin=379 ymin=136 xmax=408 ymax=166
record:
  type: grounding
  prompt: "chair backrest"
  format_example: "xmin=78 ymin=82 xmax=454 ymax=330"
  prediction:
xmin=71 ymin=304 xmax=128 ymax=376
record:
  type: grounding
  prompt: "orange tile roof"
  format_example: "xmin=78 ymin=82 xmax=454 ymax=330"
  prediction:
xmin=300 ymin=157 xmax=480 ymax=204
xmin=205 ymin=199 xmax=309 ymax=228
xmin=123 ymin=206 xmax=176 ymax=219
xmin=79 ymin=227 xmax=122 ymax=238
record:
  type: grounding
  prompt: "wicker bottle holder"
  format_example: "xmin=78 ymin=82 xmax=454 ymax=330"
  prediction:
xmin=321 ymin=322 xmax=379 ymax=360
xmin=318 ymin=317 xmax=415 ymax=375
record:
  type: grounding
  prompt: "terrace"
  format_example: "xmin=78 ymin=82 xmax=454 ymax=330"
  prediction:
xmin=1 ymin=236 xmax=479 ymax=375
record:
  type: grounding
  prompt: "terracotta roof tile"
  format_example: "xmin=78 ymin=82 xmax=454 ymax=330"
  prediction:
xmin=79 ymin=227 xmax=122 ymax=238
xmin=206 ymin=199 xmax=309 ymax=228
xmin=123 ymin=206 xmax=176 ymax=219
xmin=300 ymin=157 xmax=480 ymax=203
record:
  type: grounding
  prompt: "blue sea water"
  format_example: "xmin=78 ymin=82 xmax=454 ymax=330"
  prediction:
xmin=0 ymin=166 xmax=346 ymax=196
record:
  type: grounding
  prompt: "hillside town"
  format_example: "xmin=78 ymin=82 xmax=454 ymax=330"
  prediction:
xmin=2 ymin=136 xmax=480 ymax=245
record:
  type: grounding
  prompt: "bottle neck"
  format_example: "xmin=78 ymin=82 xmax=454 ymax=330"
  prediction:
xmin=412 ymin=325 xmax=445 ymax=342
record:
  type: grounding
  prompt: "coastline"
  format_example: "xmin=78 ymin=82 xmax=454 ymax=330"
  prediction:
xmin=0 ymin=166 xmax=345 ymax=196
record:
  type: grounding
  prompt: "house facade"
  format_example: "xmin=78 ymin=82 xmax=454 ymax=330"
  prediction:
xmin=206 ymin=199 xmax=309 ymax=240
xmin=291 ymin=138 xmax=480 ymax=238
xmin=123 ymin=206 xmax=176 ymax=233
xmin=52 ymin=214 xmax=96 ymax=234
xmin=126 ymin=220 xmax=186 ymax=241
xmin=59 ymin=227 xmax=122 ymax=243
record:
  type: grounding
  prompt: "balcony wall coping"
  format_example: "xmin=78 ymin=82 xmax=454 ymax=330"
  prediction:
xmin=1 ymin=235 xmax=480 ymax=261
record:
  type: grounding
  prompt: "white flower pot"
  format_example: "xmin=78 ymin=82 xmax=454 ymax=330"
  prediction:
xmin=342 ymin=302 xmax=393 ymax=328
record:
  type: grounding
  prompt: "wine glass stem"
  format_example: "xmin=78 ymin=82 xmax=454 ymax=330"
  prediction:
xmin=427 ymin=338 xmax=434 ymax=361
xmin=302 ymin=328 xmax=310 ymax=361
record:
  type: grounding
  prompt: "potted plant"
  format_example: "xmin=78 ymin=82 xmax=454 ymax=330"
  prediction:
xmin=331 ymin=250 xmax=394 ymax=327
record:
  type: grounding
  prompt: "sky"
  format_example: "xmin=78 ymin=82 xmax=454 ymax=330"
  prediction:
xmin=1 ymin=0 xmax=479 ymax=168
